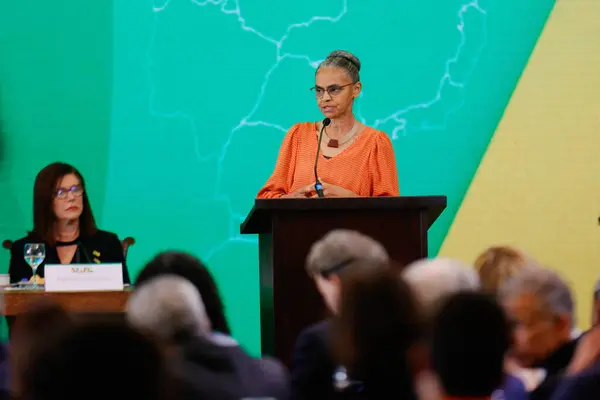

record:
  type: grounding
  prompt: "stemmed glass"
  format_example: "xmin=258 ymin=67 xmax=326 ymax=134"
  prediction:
xmin=24 ymin=243 xmax=45 ymax=289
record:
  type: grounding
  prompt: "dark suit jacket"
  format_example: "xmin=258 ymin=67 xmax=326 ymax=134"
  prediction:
xmin=531 ymin=338 xmax=578 ymax=400
xmin=550 ymin=360 xmax=600 ymax=400
xmin=8 ymin=230 xmax=130 ymax=284
xmin=290 ymin=320 xmax=338 ymax=400
xmin=174 ymin=335 xmax=290 ymax=400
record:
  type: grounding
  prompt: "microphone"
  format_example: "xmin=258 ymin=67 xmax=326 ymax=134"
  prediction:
xmin=314 ymin=117 xmax=331 ymax=197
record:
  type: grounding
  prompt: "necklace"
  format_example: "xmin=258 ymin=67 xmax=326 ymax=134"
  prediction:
xmin=324 ymin=122 xmax=359 ymax=148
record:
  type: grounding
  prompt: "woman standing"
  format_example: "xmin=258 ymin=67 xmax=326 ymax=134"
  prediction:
xmin=257 ymin=50 xmax=400 ymax=199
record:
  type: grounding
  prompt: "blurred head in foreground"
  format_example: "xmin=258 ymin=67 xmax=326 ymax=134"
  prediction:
xmin=305 ymin=229 xmax=389 ymax=314
xmin=431 ymin=292 xmax=510 ymax=398
xmin=333 ymin=266 xmax=424 ymax=399
xmin=127 ymin=274 xmax=212 ymax=345
xmin=402 ymin=257 xmax=480 ymax=318
xmin=10 ymin=300 xmax=73 ymax=397
xmin=474 ymin=246 xmax=532 ymax=295
xmin=136 ymin=251 xmax=231 ymax=335
xmin=23 ymin=319 xmax=167 ymax=400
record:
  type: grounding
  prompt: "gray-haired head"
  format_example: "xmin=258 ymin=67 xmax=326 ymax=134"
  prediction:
xmin=306 ymin=229 xmax=389 ymax=278
xmin=317 ymin=50 xmax=361 ymax=83
xmin=402 ymin=257 xmax=480 ymax=316
xmin=500 ymin=266 xmax=575 ymax=326
xmin=126 ymin=275 xmax=211 ymax=343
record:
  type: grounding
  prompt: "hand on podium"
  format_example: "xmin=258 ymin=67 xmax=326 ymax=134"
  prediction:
xmin=281 ymin=183 xmax=316 ymax=199
xmin=309 ymin=178 xmax=358 ymax=198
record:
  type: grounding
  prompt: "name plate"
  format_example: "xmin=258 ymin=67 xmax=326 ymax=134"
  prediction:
xmin=45 ymin=263 xmax=124 ymax=292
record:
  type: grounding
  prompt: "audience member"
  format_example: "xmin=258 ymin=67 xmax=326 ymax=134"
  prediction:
xmin=10 ymin=300 xmax=73 ymax=399
xmin=127 ymin=275 xmax=212 ymax=344
xmin=592 ymin=278 xmax=600 ymax=326
xmin=402 ymin=257 xmax=480 ymax=317
xmin=550 ymin=325 xmax=600 ymax=399
xmin=500 ymin=267 xmax=577 ymax=400
xmin=127 ymin=275 xmax=289 ymax=399
xmin=474 ymin=246 xmax=531 ymax=295
xmin=0 ymin=343 xmax=7 ymax=400
xmin=21 ymin=319 xmax=168 ymax=400
xmin=290 ymin=229 xmax=389 ymax=400
xmin=431 ymin=292 xmax=510 ymax=400
xmin=135 ymin=251 xmax=231 ymax=335
xmin=404 ymin=256 xmax=533 ymax=399
xmin=332 ymin=266 xmax=425 ymax=399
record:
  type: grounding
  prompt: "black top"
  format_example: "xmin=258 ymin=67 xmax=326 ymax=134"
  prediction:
xmin=8 ymin=230 xmax=130 ymax=284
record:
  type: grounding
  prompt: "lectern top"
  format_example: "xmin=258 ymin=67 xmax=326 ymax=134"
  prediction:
xmin=240 ymin=196 xmax=446 ymax=234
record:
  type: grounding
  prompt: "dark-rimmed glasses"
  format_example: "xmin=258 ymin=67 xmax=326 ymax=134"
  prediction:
xmin=310 ymin=83 xmax=355 ymax=98
xmin=55 ymin=185 xmax=84 ymax=200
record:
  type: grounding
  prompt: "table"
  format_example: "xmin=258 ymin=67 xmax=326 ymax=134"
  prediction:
xmin=0 ymin=288 xmax=131 ymax=316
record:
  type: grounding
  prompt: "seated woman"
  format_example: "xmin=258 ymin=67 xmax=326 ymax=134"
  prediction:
xmin=9 ymin=162 xmax=130 ymax=284
xmin=257 ymin=50 xmax=400 ymax=198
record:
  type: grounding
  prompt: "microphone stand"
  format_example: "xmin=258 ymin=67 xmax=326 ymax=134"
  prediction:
xmin=314 ymin=118 xmax=331 ymax=197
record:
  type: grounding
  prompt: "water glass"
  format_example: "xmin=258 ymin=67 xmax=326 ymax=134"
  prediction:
xmin=24 ymin=243 xmax=45 ymax=288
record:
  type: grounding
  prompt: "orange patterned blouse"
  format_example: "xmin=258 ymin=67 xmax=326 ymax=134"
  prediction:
xmin=257 ymin=122 xmax=400 ymax=198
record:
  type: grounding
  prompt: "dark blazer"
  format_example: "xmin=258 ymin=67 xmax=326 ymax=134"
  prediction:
xmin=8 ymin=230 xmax=130 ymax=284
xmin=531 ymin=338 xmax=579 ymax=400
xmin=550 ymin=360 xmax=600 ymax=400
xmin=175 ymin=335 xmax=290 ymax=400
xmin=290 ymin=320 xmax=338 ymax=400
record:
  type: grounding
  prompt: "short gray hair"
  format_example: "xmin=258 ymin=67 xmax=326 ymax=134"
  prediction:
xmin=127 ymin=275 xmax=211 ymax=342
xmin=402 ymin=257 xmax=480 ymax=315
xmin=306 ymin=229 xmax=389 ymax=277
xmin=317 ymin=50 xmax=361 ymax=83
xmin=500 ymin=266 xmax=574 ymax=325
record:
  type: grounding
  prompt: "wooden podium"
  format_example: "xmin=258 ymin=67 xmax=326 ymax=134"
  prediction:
xmin=240 ymin=196 xmax=446 ymax=364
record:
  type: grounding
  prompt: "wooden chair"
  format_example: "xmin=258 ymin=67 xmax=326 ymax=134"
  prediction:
xmin=2 ymin=237 xmax=136 ymax=259
xmin=121 ymin=237 xmax=135 ymax=260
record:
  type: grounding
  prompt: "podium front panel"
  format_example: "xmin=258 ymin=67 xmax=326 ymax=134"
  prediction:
xmin=258 ymin=208 xmax=428 ymax=364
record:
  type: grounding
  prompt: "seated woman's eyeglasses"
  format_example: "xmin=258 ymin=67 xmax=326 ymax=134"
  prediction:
xmin=311 ymin=83 xmax=354 ymax=98
xmin=55 ymin=185 xmax=84 ymax=199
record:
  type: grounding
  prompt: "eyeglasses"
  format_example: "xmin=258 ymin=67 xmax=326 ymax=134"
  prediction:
xmin=310 ymin=83 xmax=355 ymax=98
xmin=55 ymin=185 xmax=84 ymax=200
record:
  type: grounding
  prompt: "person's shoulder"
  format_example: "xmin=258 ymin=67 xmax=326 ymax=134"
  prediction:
xmin=9 ymin=233 xmax=38 ymax=251
xmin=86 ymin=230 xmax=123 ymax=253
xmin=293 ymin=121 xmax=316 ymax=130
xmin=10 ymin=235 xmax=29 ymax=247
xmin=234 ymin=350 xmax=289 ymax=396
xmin=287 ymin=121 xmax=315 ymax=137
xmin=362 ymin=126 xmax=393 ymax=143
xmin=301 ymin=319 xmax=330 ymax=338
xmin=295 ymin=320 xmax=330 ymax=351
xmin=256 ymin=356 xmax=289 ymax=386
xmin=90 ymin=230 xmax=120 ymax=242
xmin=257 ymin=355 xmax=288 ymax=375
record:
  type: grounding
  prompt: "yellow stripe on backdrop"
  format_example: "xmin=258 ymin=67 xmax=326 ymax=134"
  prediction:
xmin=440 ymin=0 xmax=600 ymax=330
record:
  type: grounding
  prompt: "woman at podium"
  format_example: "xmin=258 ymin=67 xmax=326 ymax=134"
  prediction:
xmin=8 ymin=162 xmax=130 ymax=284
xmin=257 ymin=50 xmax=400 ymax=199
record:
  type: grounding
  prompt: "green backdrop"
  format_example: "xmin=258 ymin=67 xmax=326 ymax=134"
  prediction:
xmin=0 ymin=0 xmax=554 ymax=352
